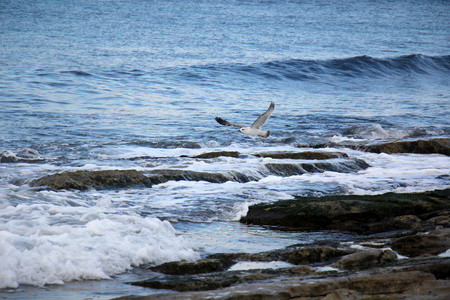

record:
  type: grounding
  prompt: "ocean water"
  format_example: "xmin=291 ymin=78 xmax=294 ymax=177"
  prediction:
xmin=1 ymin=0 xmax=449 ymax=298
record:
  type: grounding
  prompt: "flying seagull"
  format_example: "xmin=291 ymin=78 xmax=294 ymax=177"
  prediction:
xmin=215 ymin=101 xmax=275 ymax=141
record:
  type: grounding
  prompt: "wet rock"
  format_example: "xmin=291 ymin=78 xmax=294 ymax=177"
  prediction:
xmin=365 ymin=138 xmax=450 ymax=155
xmin=254 ymin=151 xmax=348 ymax=160
xmin=277 ymin=246 xmax=354 ymax=265
xmin=1 ymin=149 xmax=48 ymax=163
xmin=131 ymin=274 xmax=241 ymax=292
xmin=241 ymin=189 xmax=450 ymax=233
xmin=192 ymin=151 xmax=240 ymax=158
xmin=29 ymin=169 xmax=153 ymax=191
xmin=391 ymin=228 xmax=450 ymax=257
xmin=263 ymin=158 xmax=369 ymax=176
xmin=127 ymin=269 xmax=448 ymax=299
xmin=396 ymin=257 xmax=450 ymax=280
xmin=364 ymin=214 xmax=423 ymax=233
xmin=347 ymin=271 xmax=436 ymax=295
xmin=150 ymin=259 xmax=232 ymax=275
xmin=205 ymin=246 xmax=354 ymax=267
xmin=333 ymin=249 xmax=397 ymax=271
xmin=146 ymin=169 xmax=258 ymax=184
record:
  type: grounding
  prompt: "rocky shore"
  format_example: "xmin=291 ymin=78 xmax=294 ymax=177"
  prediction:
xmin=115 ymin=189 xmax=450 ymax=300
xmin=24 ymin=138 xmax=450 ymax=299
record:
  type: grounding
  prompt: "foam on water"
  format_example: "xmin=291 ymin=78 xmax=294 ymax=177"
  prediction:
xmin=0 ymin=200 xmax=198 ymax=289
xmin=298 ymin=150 xmax=450 ymax=195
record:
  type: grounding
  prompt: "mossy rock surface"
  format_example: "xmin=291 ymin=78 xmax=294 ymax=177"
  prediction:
xmin=241 ymin=189 xmax=450 ymax=233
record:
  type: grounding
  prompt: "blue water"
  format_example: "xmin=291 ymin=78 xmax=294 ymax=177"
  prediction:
xmin=1 ymin=0 xmax=449 ymax=298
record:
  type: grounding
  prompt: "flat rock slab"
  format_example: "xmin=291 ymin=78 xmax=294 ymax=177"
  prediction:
xmin=253 ymin=151 xmax=348 ymax=159
xmin=364 ymin=138 xmax=450 ymax=156
xmin=29 ymin=169 xmax=153 ymax=191
xmin=29 ymin=157 xmax=369 ymax=190
xmin=241 ymin=189 xmax=450 ymax=233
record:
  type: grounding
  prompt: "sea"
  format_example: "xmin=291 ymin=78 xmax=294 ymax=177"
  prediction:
xmin=0 ymin=0 xmax=449 ymax=298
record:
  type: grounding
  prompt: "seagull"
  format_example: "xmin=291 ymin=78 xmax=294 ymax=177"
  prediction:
xmin=215 ymin=101 xmax=275 ymax=141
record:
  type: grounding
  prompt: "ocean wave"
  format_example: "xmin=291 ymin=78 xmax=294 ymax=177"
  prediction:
xmin=0 ymin=203 xmax=198 ymax=288
xmin=167 ymin=54 xmax=450 ymax=83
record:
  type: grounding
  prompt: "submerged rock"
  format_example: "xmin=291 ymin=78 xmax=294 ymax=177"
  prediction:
xmin=241 ymin=189 xmax=450 ymax=233
xmin=263 ymin=158 xmax=369 ymax=176
xmin=1 ymin=149 xmax=49 ymax=163
xmin=192 ymin=151 xmax=240 ymax=159
xmin=150 ymin=259 xmax=233 ymax=275
xmin=30 ymin=156 xmax=369 ymax=190
xmin=365 ymin=138 xmax=450 ymax=155
xmin=146 ymin=169 xmax=257 ymax=184
xmin=254 ymin=151 xmax=348 ymax=160
xmin=29 ymin=169 xmax=153 ymax=191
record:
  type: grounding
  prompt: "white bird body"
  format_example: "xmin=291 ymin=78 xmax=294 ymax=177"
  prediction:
xmin=215 ymin=102 xmax=275 ymax=141
xmin=239 ymin=127 xmax=270 ymax=138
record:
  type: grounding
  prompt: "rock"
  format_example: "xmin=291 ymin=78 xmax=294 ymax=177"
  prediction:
xmin=277 ymin=246 xmax=354 ymax=265
xmin=241 ymin=189 xmax=450 ymax=233
xmin=30 ymin=157 xmax=370 ymax=190
xmin=29 ymin=169 xmax=153 ymax=190
xmin=254 ymin=151 xmax=349 ymax=160
xmin=365 ymin=138 xmax=450 ymax=156
xmin=126 ymin=269 xmax=449 ymax=299
xmin=391 ymin=228 xmax=450 ymax=257
xmin=364 ymin=214 xmax=423 ymax=233
xmin=396 ymin=257 xmax=450 ymax=280
xmin=205 ymin=246 xmax=354 ymax=267
xmin=263 ymin=158 xmax=369 ymax=176
xmin=192 ymin=151 xmax=240 ymax=158
xmin=321 ymin=289 xmax=361 ymax=300
xmin=1 ymin=150 xmax=48 ymax=163
xmin=146 ymin=169 xmax=257 ymax=185
xmin=130 ymin=274 xmax=241 ymax=292
xmin=348 ymin=271 xmax=436 ymax=295
xmin=150 ymin=259 xmax=232 ymax=275
xmin=333 ymin=249 xmax=397 ymax=271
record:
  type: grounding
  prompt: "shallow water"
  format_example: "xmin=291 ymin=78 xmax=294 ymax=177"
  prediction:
xmin=1 ymin=0 xmax=449 ymax=298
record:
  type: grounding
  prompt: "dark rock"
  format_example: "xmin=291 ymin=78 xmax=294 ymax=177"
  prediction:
xmin=1 ymin=150 xmax=48 ymax=163
xmin=254 ymin=151 xmax=349 ymax=160
xmin=333 ymin=249 xmax=397 ymax=271
xmin=364 ymin=214 xmax=423 ymax=233
xmin=146 ymin=169 xmax=258 ymax=185
xmin=130 ymin=274 xmax=241 ymax=292
xmin=206 ymin=246 xmax=354 ymax=267
xmin=395 ymin=257 xmax=450 ymax=280
xmin=347 ymin=271 xmax=436 ymax=295
xmin=365 ymin=138 xmax=450 ymax=156
xmin=391 ymin=228 xmax=450 ymax=257
xmin=263 ymin=158 xmax=369 ymax=176
xmin=126 ymin=269 xmax=449 ymax=299
xmin=277 ymin=246 xmax=354 ymax=265
xmin=29 ymin=169 xmax=153 ymax=191
xmin=241 ymin=189 xmax=450 ymax=233
xmin=192 ymin=151 xmax=240 ymax=159
xmin=150 ymin=259 xmax=232 ymax=275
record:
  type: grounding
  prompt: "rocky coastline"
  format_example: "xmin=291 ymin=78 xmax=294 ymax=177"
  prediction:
xmin=24 ymin=138 xmax=450 ymax=299
xmin=116 ymin=188 xmax=450 ymax=300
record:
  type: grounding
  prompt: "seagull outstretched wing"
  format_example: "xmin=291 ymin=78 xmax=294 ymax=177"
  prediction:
xmin=250 ymin=101 xmax=275 ymax=129
xmin=215 ymin=117 xmax=244 ymax=128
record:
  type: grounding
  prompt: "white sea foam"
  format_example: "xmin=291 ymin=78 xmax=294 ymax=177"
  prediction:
xmin=228 ymin=261 xmax=294 ymax=271
xmin=0 ymin=201 xmax=198 ymax=289
xmin=438 ymin=249 xmax=450 ymax=258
